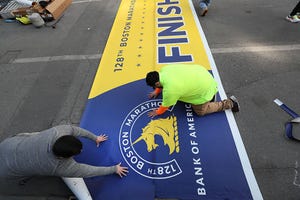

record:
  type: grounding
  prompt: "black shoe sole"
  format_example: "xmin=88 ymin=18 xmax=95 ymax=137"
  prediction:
xmin=230 ymin=96 xmax=240 ymax=112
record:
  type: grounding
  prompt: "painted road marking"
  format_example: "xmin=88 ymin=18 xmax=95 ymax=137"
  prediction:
xmin=211 ymin=44 xmax=300 ymax=54
xmin=12 ymin=54 xmax=101 ymax=64
xmin=10 ymin=44 xmax=300 ymax=64
xmin=188 ymin=0 xmax=262 ymax=197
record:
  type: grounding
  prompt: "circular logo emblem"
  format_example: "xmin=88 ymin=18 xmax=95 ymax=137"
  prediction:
xmin=119 ymin=99 xmax=182 ymax=179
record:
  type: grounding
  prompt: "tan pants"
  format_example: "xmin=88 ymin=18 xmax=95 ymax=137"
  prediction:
xmin=191 ymin=99 xmax=233 ymax=116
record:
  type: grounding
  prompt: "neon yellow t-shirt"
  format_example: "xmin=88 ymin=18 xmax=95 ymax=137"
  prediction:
xmin=159 ymin=64 xmax=218 ymax=107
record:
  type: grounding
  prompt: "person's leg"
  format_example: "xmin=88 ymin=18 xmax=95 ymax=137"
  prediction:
xmin=192 ymin=99 xmax=232 ymax=116
xmin=289 ymin=1 xmax=300 ymax=16
xmin=192 ymin=96 xmax=239 ymax=116
xmin=199 ymin=1 xmax=207 ymax=9
xmin=206 ymin=0 xmax=211 ymax=7
xmin=199 ymin=0 xmax=210 ymax=16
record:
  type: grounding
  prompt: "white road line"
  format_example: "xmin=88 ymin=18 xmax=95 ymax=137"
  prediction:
xmin=10 ymin=44 xmax=300 ymax=64
xmin=12 ymin=54 xmax=101 ymax=64
xmin=189 ymin=0 xmax=264 ymax=199
xmin=211 ymin=44 xmax=300 ymax=54
xmin=294 ymin=161 xmax=300 ymax=187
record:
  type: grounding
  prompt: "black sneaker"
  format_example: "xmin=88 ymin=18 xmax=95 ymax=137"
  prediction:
xmin=230 ymin=95 xmax=240 ymax=112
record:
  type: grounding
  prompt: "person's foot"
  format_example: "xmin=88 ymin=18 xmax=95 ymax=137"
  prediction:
xmin=230 ymin=96 xmax=240 ymax=112
xmin=201 ymin=7 xmax=208 ymax=16
xmin=286 ymin=15 xmax=300 ymax=23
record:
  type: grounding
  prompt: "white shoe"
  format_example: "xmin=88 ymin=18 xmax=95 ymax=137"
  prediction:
xmin=286 ymin=15 xmax=300 ymax=23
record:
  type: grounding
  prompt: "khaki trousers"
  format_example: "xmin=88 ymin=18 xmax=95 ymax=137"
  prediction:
xmin=191 ymin=99 xmax=233 ymax=116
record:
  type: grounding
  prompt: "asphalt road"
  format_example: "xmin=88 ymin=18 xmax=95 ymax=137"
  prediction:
xmin=0 ymin=0 xmax=300 ymax=199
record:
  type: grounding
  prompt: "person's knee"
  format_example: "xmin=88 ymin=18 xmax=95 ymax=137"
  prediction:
xmin=199 ymin=2 xmax=207 ymax=9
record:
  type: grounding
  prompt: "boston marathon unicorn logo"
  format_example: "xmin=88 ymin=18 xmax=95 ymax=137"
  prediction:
xmin=119 ymin=100 xmax=182 ymax=179
xmin=132 ymin=115 xmax=180 ymax=155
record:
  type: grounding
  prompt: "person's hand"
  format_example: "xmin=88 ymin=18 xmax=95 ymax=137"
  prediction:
xmin=148 ymin=91 xmax=158 ymax=99
xmin=148 ymin=110 xmax=158 ymax=118
xmin=116 ymin=163 xmax=128 ymax=178
xmin=96 ymin=134 xmax=108 ymax=147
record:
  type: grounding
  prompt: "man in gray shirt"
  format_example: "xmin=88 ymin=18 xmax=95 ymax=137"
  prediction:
xmin=0 ymin=125 xmax=128 ymax=180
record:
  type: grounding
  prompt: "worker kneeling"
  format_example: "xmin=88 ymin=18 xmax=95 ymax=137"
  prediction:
xmin=146 ymin=64 xmax=239 ymax=117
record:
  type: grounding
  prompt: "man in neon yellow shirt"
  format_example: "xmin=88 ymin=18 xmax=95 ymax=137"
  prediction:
xmin=145 ymin=64 xmax=239 ymax=117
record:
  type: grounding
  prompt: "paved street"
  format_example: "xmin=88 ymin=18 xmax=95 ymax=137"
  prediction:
xmin=0 ymin=0 xmax=299 ymax=199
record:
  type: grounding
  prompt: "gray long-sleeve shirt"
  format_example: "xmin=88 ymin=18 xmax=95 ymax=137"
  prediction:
xmin=0 ymin=125 xmax=117 ymax=178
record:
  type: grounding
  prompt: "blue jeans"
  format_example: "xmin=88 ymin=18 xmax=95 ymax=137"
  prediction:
xmin=199 ymin=0 xmax=211 ymax=9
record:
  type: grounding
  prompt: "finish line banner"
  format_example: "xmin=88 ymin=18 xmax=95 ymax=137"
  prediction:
xmin=76 ymin=0 xmax=263 ymax=199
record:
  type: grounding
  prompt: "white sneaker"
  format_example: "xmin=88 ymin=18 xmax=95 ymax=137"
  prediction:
xmin=286 ymin=15 xmax=300 ymax=23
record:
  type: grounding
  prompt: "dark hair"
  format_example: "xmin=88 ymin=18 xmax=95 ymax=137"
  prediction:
xmin=52 ymin=135 xmax=82 ymax=158
xmin=146 ymin=71 xmax=159 ymax=88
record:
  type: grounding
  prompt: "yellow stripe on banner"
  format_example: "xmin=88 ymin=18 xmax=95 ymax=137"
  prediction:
xmin=89 ymin=0 xmax=211 ymax=99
